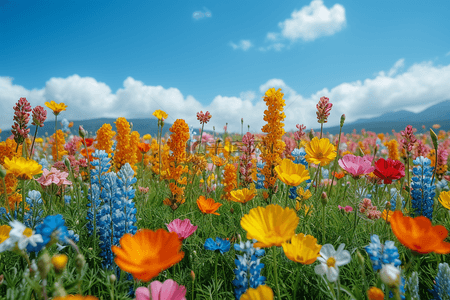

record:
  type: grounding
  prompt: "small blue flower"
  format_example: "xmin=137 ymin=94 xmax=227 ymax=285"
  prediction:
xmin=204 ymin=237 xmax=231 ymax=254
xmin=27 ymin=214 xmax=70 ymax=253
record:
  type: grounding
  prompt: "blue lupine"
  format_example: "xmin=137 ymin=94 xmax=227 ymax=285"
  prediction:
xmin=436 ymin=179 xmax=449 ymax=191
xmin=390 ymin=188 xmax=405 ymax=211
xmin=406 ymin=272 xmax=420 ymax=300
xmin=365 ymin=234 xmax=401 ymax=271
xmin=232 ymin=239 xmax=266 ymax=300
xmin=430 ymin=263 xmax=450 ymax=300
xmin=39 ymin=158 xmax=49 ymax=171
xmin=288 ymin=148 xmax=311 ymax=200
xmin=255 ymin=161 xmax=266 ymax=189
xmin=411 ymin=156 xmax=435 ymax=220
xmin=87 ymin=150 xmax=137 ymax=268
xmin=204 ymin=237 xmax=231 ymax=254
xmin=24 ymin=190 xmax=44 ymax=229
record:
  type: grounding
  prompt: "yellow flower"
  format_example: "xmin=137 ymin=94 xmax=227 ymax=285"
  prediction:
xmin=53 ymin=296 xmax=98 ymax=300
xmin=45 ymin=100 xmax=67 ymax=115
xmin=240 ymin=285 xmax=274 ymax=300
xmin=52 ymin=254 xmax=68 ymax=272
xmin=439 ymin=191 xmax=450 ymax=210
xmin=282 ymin=233 xmax=321 ymax=265
xmin=240 ymin=204 xmax=299 ymax=248
xmin=230 ymin=184 xmax=257 ymax=204
xmin=3 ymin=157 xmax=42 ymax=180
xmin=274 ymin=158 xmax=310 ymax=186
xmin=367 ymin=287 xmax=384 ymax=300
xmin=143 ymin=134 xmax=152 ymax=140
xmin=35 ymin=138 xmax=44 ymax=143
xmin=305 ymin=137 xmax=336 ymax=166
xmin=296 ymin=187 xmax=312 ymax=201
xmin=0 ymin=225 xmax=11 ymax=244
xmin=295 ymin=202 xmax=314 ymax=215
xmin=152 ymin=109 xmax=168 ymax=120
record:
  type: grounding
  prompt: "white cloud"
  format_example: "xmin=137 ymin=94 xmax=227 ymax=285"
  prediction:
xmin=229 ymin=40 xmax=253 ymax=51
xmin=2 ymin=59 xmax=450 ymax=134
xmin=278 ymin=0 xmax=346 ymax=42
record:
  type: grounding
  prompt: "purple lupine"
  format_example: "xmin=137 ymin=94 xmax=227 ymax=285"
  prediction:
xmin=316 ymin=96 xmax=333 ymax=124
xmin=31 ymin=106 xmax=47 ymax=127
xmin=11 ymin=97 xmax=32 ymax=145
xmin=400 ymin=125 xmax=417 ymax=152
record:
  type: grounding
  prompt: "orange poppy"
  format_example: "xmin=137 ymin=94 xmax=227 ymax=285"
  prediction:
xmin=332 ymin=171 xmax=345 ymax=179
xmin=80 ymin=148 xmax=97 ymax=160
xmin=196 ymin=195 xmax=222 ymax=215
xmin=137 ymin=142 xmax=151 ymax=153
xmin=111 ymin=229 xmax=184 ymax=282
xmin=84 ymin=138 xmax=95 ymax=147
xmin=390 ymin=211 xmax=450 ymax=254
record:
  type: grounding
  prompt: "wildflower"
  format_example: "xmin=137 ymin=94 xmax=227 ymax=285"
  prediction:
xmin=3 ymin=157 xmax=42 ymax=180
xmin=365 ymin=234 xmax=401 ymax=272
xmin=281 ymin=233 xmax=321 ymax=265
xmin=314 ymin=243 xmax=351 ymax=282
xmin=429 ymin=263 xmax=450 ymax=300
xmin=384 ymin=139 xmax=400 ymax=161
xmin=50 ymin=129 xmax=68 ymax=161
xmin=240 ymin=204 xmax=299 ymax=248
xmin=406 ymin=272 xmax=419 ymax=300
xmin=233 ymin=239 xmax=266 ymax=299
xmin=135 ymin=279 xmax=187 ymax=300
xmin=240 ymin=285 xmax=273 ymax=300
xmin=196 ymin=111 xmax=212 ymax=124
xmin=0 ymin=225 xmax=12 ymax=252
xmin=204 ymin=237 xmax=231 ymax=254
xmin=53 ymin=296 xmax=98 ymax=300
xmin=230 ymin=184 xmax=257 ymax=204
xmin=11 ymin=97 xmax=32 ymax=145
xmin=400 ymin=125 xmax=417 ymax=153
xmin=153 ymin=110 xmax=168 ymax=120
xmin=197 ymin=196 xmax=222 ymax=215
xmin=373 ymin=158 xmax=405 ymax=184
xmin=380 ymin=264 xmax=400 ymax=288
xmin=274 ymin=158 xmax=310 ymax=186
xmin=296 ymin=187 xmax=312 ymax=201
xmin=338 ymin=205 xmax=353 ymax=213
xmin=222 ymin=163 xmax=238 ymax=201
xmin=27 ymin=214 xmax=70 ymax=253
xmin=94 ymin=123 xmax=116 ymax=154
xmin=367 ymin=287 xmax=384 ymax=300
xmin=36 ymin=167 xmax=72 ymax=187
xmin=45 ymin=100 xmax=67 ymax=115
xmin=359 ymin=198 xmax=381 ymax=220
xmin=111 ymin=229 xmax=184 ymax=282
xmin=381 ymin=209 xmax=394 ymax=223
xmin=439 ymin=190 xmax=450 ymax=210
xmin=411 ymin=156 xmax=435 ymax=220
xmin=390 ymin=211 xmax=450 ymax=254
xmin=52 ymin=254 xmax=68 ymax=272
xmin=316 ymin=96 xmax=333 ymax=124
xmin=294 ymin=124 xmax=306 ymax=141
xmin=137 ymin=142 xmax=151 ymax=153
xmin=305 ymin=137 xmax=337 ymax=166
xmin=166 ymin=219 xmax=198 ymax=241
xmin=338 ymin=154 xmax=375 ymax=179
xmin=8 ymin=220 xmax=43 ymax=250
xmin=31 ymin=105 xmax=47 ymax=127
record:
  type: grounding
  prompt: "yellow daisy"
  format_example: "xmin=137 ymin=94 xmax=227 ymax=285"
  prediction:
xmin=3 ymin=157 xmax=42 ymax=180
xmin=282 ymin=233 xmax=321 ymax=265
xmin=305 ymin=137 xmax=337 ymax=166
xmin=274 ymin=158 xmax=310 ymax=186
xmin=45 ymin=100 xmax=67 ymax=115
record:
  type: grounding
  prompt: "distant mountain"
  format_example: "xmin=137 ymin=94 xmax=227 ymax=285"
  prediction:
xmin=314 ymin=99 xmax=450 ymax=135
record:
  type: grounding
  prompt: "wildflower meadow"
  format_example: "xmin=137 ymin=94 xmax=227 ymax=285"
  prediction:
xmin=1 ymin=91 xmax=450 ymax=300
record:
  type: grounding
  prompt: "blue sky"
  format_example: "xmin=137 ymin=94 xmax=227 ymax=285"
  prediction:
xmin=1 ymin=0 xmax=450 ymax=133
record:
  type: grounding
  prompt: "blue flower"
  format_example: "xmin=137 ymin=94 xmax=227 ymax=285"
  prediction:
xmin=411 ymin=156 xmax=435 ymax=220
xmin=204 ymin=237 xmax=231 ymax=254
xmin=430 ymin=262 xmax=450 ymax=300
xmin=27 ymin=214 xmax=69 ymax=253
xmin=24 ymin=190 xmax=44 ymax=229
xmin=365 ymin=234 xmax=401 ymax=272
xmin=406 ymin=272 xmax=419 ymax=300
xmin=254 ymin=161 xmax=266 ymax=189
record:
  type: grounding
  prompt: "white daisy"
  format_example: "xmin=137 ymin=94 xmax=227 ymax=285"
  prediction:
xmin=314 ymin=243 xmax=351 ymax=282
xmin=8 ymin=220 xmax=43 ymax=250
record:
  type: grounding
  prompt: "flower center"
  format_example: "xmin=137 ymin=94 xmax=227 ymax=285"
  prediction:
xmin=316 ymin=152 xmax=324 ymax=159
xmin=23 ymin=228 xmax=33 ymax=238
xmin=326 ymin=257 xmax=336 ymax=268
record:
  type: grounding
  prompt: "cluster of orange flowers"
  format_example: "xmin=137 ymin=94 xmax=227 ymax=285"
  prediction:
xmin=221 ymin=163 xmax=237 ymax=201
xmin=260 ymin=88 xmax=286 ymax=197
xmin=113 ymin=117 xmax=139 ymax=171
xmin=50 ymin=130 xmax=68 ymax=161
xmin=384 ymin=139 xmax=400 ymax=161
xmin=148 ymin=138 xmax=170 ymax=175
xmin=94 ymin=123 xmax=116 ymax=155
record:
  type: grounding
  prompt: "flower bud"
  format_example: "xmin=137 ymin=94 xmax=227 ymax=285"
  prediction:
xmin=51 ymin=254 xmax=68 ymax=274
xmin=309 ymin=129 xmax=314 ymax=141
xmin=190 ymin=270 xmax=195 ymax=281
xmin=356 ymin=250 xmax=364 ymax=265
xmin=76 ymin=253 xmax=86 ymax=272
xmin=380 ymin=264 xmax=400 ymax=288
xmin=64 ymin=158 xmax=71 ymax=170
xmin=0 ymin=166 xmax=6 ymax=178
xmin=78 ymin=125 xmax=86 ymax=138
xmin=38 ymin=252 xmax=52 ymax=279
xmin=109 ymin=274 xmax=116 ymax=283
xmin=321 ymin=192 xmax=328 ymax=206
xmin=430 ymin=128 xmax=438 ymax=150
xmin=340 ymin=114 xmax=346 ymax=127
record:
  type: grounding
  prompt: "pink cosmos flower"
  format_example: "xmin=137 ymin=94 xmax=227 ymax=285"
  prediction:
xmin=166 ymin=219 xmax=198 ymax=241
xmin=135 ymin=279 xmax=187 ymax=300
xmin=338 ymin=154 xmax=375 ymax=179
xmin=338 ymin=205 xmax=353 ymax=213
xmin=36 ymin=167 xmax=72 ymax=187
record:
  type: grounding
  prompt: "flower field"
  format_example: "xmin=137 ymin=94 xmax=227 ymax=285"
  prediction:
xmin=0 ymin=90 xmax=450 ymax=300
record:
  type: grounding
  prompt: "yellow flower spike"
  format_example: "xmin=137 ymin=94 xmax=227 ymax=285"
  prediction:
xmin=240 ymin=204 xmax=299 ymax=248
xmin=3 ymin=157 xmax=42 ymax=180
xmin=305 ymin=137 xmax=337 ymax=166
xmin=438 ymin=191 xmax=450 ymax=210
xmin=274 ymin=158 xmax=310 ymax=186
xmin=240 ymin=285 xmax=274 ymax=300
xmin=52 ymin=254 xmax=68 ymax=273
xmin=45 ymin=100 xmax=67 ymax=115
xmin=296 ymin=187 xmax=312 ymax=201
xmin=281 ymin=233 xmax=321 ymax=265
xmin=152 ymin=109 xmax=168 ymax=120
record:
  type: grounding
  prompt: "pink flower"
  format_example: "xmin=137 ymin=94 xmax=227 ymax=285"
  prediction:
xmin=196 ymin=111 xmax=212 ymax=125
xmin=139 ymin=186 xmax=150 ymax=193
xmin=31 ymin=105 xmax=47 ymax=127
xmin=338 ymin=154 xmax=375 ymax=179
xmin=135 ymin=279 xmax=187 ymax=300
xmin=36 ymin=167 xmax=72 ymax=187
xmin=316 ymin=96 xmax=333 ymax=124
xmin=338 ymin=205 xmax=353 ymax=213
xmin=166 ymin=219 xmax=198 ymax=241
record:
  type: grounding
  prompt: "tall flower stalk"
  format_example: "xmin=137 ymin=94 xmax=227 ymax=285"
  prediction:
xmin=30 ymin=106 xmax=47 ymax=157
xmin=152 ymin=110 xmax=168 ymax=178
xmin=196 ymin=111 xmax=212 ymax=155
xmin=45 ymin=100 xmax=67 ymax=161
xmin=11 ymin=97 xmax=32 ymax=156
xmin=400 ymin=125 xmax=417 ymax=211
xmin=316 ymin=96 xmax=333 ymax=139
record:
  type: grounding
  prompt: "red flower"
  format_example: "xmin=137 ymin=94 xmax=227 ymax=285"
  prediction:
xmin=373 ymin=158 xmax=405 ymax=184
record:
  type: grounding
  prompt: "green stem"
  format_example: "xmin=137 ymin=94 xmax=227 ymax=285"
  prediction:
xmin=214 ymin=252 xmax=219 ymax=295
xmin=55 ymin=115 xmax=58 ymax=162
xmin=272 ymin=246 xmax=282 ymax=300
xmin=329 ymin=128 xmax=343 ymax=197
xmin=29 ymin=126 xmax=39 ymax=159
xmin=293 ymin=263 xmax=301 ymax=299
xmin=21 ymin=179 xmax=26 ymax=222
xmin=322 ymin=201 xmax=326 ymax=244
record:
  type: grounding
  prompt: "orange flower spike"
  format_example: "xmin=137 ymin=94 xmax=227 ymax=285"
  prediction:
xmin=196 ymin=196 xmax=222 ymax=215
xmin=137 ymin=142 xmax=151 ymax=153
xmin=390 ymin=211 xmax=450 ymax=254
xmin=111 ymin=229 xmax=184 ymax=282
